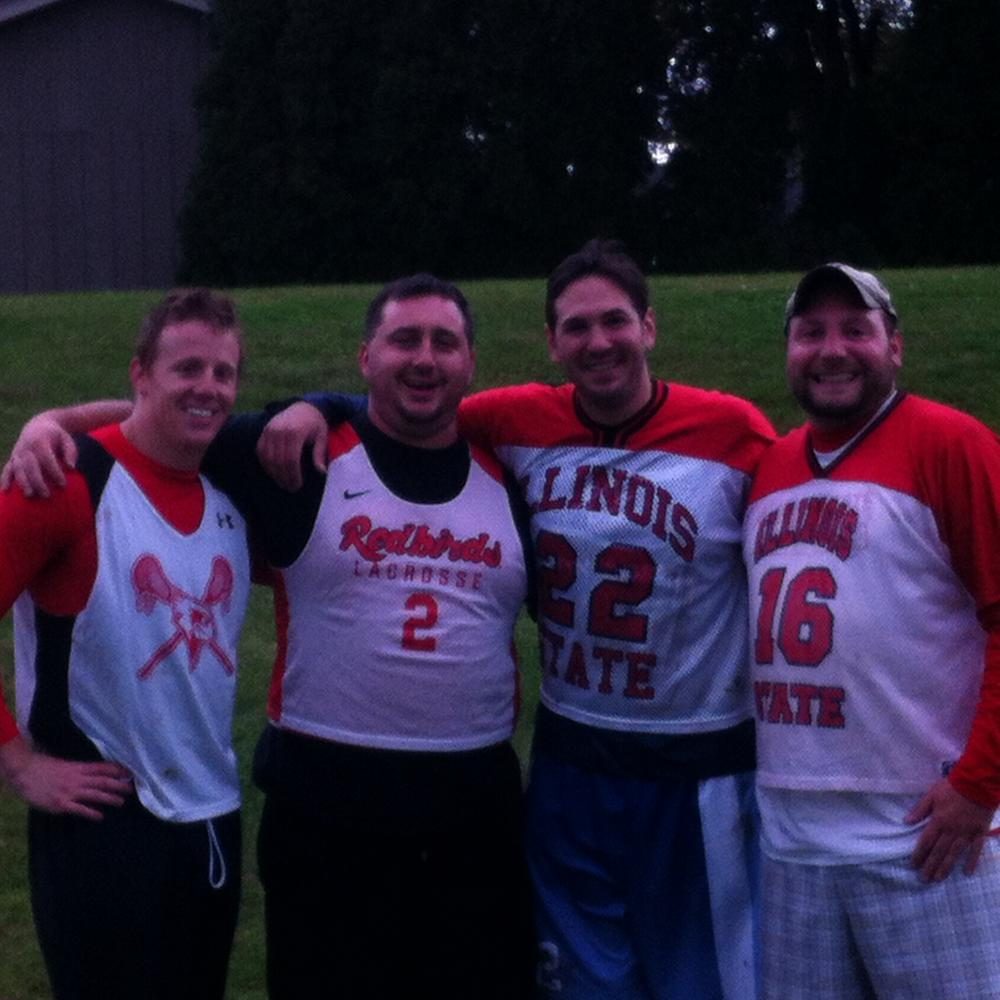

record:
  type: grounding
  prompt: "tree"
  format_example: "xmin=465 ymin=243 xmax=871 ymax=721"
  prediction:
xmin=654 ymin=0 xmax=793 ymax=270
xmin=179 ymin=0 xmax=298 ymax=285
xmin=878 ymin=0 xmax=1000 ymax=263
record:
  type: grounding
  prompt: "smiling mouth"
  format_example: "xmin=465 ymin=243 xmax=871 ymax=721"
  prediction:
xmin=582 ymin=356 xmax=622 ymax=373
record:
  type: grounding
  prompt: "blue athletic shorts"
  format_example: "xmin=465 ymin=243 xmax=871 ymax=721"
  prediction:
xmin=526 ymin=753 xmax=760 ymax=999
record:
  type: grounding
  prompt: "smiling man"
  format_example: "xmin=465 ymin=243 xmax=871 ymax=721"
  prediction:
xmin=3 ymin=274 xmax=536 ymax=999
xmin=457 ymin=239 xmax=774 ymax=999
xmin=0 ymin=289 xmax=250 ymax=999
xmin=274 ymin=241 xmax=775 ymax=998
xmin=745 ymin=263 xmax=1000 ymax=997
xmin=238 ymin=274 xmax=534 ymax=1000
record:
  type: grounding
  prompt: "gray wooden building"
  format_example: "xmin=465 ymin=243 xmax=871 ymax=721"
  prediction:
xmin=0 ymin=0 xmax=213 ymax=293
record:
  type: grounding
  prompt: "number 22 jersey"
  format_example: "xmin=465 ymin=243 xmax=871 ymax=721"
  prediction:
xmin=461 ymin=379 xmax=773 ymax=736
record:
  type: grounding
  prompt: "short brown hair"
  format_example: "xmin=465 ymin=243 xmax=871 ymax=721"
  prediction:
xmin=546 ymin=239 xmax=649 ymax=329
xmin=135 ymin=288 xmax=243 ymax=371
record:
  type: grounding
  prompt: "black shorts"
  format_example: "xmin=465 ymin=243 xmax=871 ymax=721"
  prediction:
xmin=257 ymin=744 xmax=535 ymax=999
xmin=29 ymin=796 xmax=241 ymax=1000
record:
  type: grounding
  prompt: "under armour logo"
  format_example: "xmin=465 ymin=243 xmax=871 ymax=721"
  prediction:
xmin=217 ymin=512 xmax=235 ymax=529
xmin=132 ymin=554 xmax=236 ymax=679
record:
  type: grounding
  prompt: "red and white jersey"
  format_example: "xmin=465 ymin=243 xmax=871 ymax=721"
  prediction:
xmin=6 ymin=427 xmax=250 ymax=822
xmin=461 ymin=380 xmax=773 ymax=734
xmin=745 ymin=394 xmax=1000 ymax=803
xmin=267 ymin=423 xmax=527 ymax=751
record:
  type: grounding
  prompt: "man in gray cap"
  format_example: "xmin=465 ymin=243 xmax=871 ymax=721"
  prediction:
xmin=745 ymin=263 xmax=1000 ymax=997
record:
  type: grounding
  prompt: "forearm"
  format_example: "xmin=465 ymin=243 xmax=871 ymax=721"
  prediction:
xmin=303 ymin=391 xmax=366 ymax=425
xmin=0 ymin=734 xmax=30 ymax=793
xmin=43 ymin=399 xmax=133 ymax=432
xmin=949 ymin=629 xmax=1000 ymax=807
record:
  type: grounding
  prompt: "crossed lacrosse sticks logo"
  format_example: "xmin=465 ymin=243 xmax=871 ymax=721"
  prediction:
xmin=132 ymin=554 xmax=236 ymax=680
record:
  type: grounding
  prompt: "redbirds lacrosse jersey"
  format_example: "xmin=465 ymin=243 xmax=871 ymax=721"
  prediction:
xmin=745 ymin=393 xmax=1000 ymax=802
xmin=8 ymin=429 xmax=250 ymax=822
xmin=461 ymin=380 xmax=773 ymax=735
xmin=267 ymin=422 xmax=527 ymax=751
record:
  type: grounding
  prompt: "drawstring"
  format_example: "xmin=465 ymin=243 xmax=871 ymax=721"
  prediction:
xmin=206 ymin=818 xmax=227 ymax=890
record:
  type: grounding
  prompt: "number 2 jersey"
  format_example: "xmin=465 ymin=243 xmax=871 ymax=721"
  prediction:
xmin=201 ymin=408 xmax=530 ymax=828
xmin=263 ymin=420 xmax=527 ymax=751
xmin=461 ymin=379 xmax=774 ymax=765
xmin=744 ymin=393 xmax=1000 ymax=857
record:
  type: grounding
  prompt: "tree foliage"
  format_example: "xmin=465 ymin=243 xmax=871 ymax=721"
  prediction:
xmin=179 ymin=0 xmax=997 ymax=284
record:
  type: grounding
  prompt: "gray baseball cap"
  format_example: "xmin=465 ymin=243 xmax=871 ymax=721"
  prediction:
xmin=785 ymin=263 xmax=898 ymax=326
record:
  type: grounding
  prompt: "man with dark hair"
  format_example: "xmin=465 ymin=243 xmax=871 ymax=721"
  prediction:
xmin=4 ymin=275 xmax=536 ymax=1000
xmin=746 ymin=263 xmax=1000 ymax=997
xmin=460 ymin=239 xmax=772 ymax=999
xmin=363 ymin=272 xmax=476 ymax=343
xmin=269 ymin=240 xmax=773 ymax=998
xmin=0 ymin=289 xmax=249 ymax=999
xmin=240 ymin=275 xmax=534 ymax=999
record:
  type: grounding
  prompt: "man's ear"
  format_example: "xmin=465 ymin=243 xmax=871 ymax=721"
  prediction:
xmin=890 ymin=330 xmax=904 ymax=371
xmin=129 ymin=357 xmax=145 ymax=396
xmin=642 ymin=308 xmax=657 ymax=352
xmin=545 ymin=325 xmax=559 ymax=364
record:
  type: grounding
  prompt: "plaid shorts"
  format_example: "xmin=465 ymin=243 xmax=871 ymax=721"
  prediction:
xmin=762 ymin=839 xmax=1000 ymax=999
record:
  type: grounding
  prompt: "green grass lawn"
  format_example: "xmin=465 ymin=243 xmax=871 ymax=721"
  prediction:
xmin=0 ymin=265 xmax=998 ymax=997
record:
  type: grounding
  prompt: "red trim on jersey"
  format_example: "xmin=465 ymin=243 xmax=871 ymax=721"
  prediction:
xmin=469 ymin=443 xmax=506 ymax=485
xmin=460 ymin=381 xmax=774 ymax=474
xmin=0 ymin=691 xmax=17 ymax=744
xmin=625 ymin=383 xmax=774 ymax=473
xmin=327 ymin=422 xmax=363 ymax=461
xmin=94 ymin=425 xmax=205 ymax=534
xmin=267 ymin=572 xmax=292 ymax=722
xmin=951 ymin=630 xmax=1000 ymax=806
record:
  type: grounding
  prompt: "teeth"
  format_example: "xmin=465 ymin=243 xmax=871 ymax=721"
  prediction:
xmin=187 ymin=407 xmax=213 ymax=417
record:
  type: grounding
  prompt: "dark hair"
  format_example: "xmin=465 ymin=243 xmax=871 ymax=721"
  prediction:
xmin=545 ymin=239 xmax=649 ymax=329
xmin=364 ymin=274 xmax=475 ymax=345
xmin=136 ymin=288 xmax=243 ymax=371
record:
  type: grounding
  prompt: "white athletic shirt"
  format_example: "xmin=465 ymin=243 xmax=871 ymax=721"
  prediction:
xmin=16 ymin=462 xmax=250 ymax=822
xmin=268 ymin=423 xmax=527 ymax=751
xmin=461 ymin=380 xmax=773 ymax=735
xmin=745 ymin=393 xmax=1000 ymax=861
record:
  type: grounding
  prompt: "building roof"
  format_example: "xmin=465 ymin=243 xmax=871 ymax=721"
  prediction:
xmin=0 ymin=0 xmax=211 ymax=25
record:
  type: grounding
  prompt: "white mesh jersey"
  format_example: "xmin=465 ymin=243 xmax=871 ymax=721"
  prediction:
xmin=460 ymin=380 xmax=773 ymax=734
xmin=745 ymin=394 xmax=1000 ymax=800
xmin=268 ymin=424 xmax=527 ymax=751
xmin=16 ymin=462 xmax=250 ymax=822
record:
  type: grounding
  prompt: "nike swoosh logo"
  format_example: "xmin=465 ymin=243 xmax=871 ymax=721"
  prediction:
xmin=343 ymin=489 xmax=371 ymax=500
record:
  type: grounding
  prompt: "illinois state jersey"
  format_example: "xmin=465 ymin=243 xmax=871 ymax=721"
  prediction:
xmin=461 ymin=380 xmax=773 ymax=734
xmin=268 ymin=422 xmax=527 ymax=751
xmin=14 ymin=442 xmax=250 ymax=822
xmin=745 ymin=394 xmax=1000 ymax=798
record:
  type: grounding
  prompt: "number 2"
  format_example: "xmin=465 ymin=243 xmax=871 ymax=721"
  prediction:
xmin=402 ymin=592 xmax=439 ymax=651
